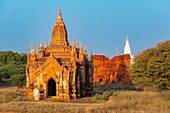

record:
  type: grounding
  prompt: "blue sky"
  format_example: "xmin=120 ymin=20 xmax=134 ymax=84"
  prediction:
xmin=0 ymin=0 xmax=170 ymax=57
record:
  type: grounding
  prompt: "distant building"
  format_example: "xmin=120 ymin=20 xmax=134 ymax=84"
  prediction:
xmin=26 ymin=9 xmax=93 ymax=99
xmin=92 ymin=54 xmax=130 ymax=84
xmin=124 ymin=35 xmax=132 ymax=56
xmin=92 ymin=35 xmax=132 ymax=84
xmin=124 ymin=35 xmax=134 ymax=64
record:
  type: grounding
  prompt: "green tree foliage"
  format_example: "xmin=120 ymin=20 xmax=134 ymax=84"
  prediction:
xmin=0 ymin=51 xmax=27 ymax=86
xmin=8 ymin=74 xmax=26 ymax=86
xmin=0 ymin=51 xmax=26 ymax=64
xmin=131 ymin=40 xmax=170 ymax=89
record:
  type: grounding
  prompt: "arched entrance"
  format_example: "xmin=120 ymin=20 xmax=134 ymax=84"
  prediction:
xmin=48 ymin=78 xmax=56 ymax=97
xmin=99 ymin=78 xmax=103 ymax=83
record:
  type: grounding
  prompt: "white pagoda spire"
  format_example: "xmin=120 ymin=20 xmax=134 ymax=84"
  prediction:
xmin=124 ymin=35 xmax=134 ymax=65
xmin=124 ymin=35 xmax=131 ymax=56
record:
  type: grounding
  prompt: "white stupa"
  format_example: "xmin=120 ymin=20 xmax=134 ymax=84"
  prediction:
xmin=124 ymin=35 xmax=131 ymax=55
xmin=124 ymin=35 xmax=134 ymax=64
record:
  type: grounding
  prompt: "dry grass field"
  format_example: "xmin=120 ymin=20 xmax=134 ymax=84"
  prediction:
xmin=0 ymin=86 xmax=170 ymax=113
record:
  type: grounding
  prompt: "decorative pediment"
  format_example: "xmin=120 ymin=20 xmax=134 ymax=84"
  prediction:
xmin=42 ymin=53 xmax=68 ymax=73
xmin=42 ymin=53 xmax=61 ymax=69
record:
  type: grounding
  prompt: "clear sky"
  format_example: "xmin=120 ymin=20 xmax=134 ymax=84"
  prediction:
xmin=0 ymin=0 xmax=170 ymax=57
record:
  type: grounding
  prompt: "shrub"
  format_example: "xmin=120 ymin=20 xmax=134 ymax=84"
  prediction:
xmin=102 ymin=90 xmax=112 ymax=100
xmin=93 ymin=91 xmax=112 ymax=102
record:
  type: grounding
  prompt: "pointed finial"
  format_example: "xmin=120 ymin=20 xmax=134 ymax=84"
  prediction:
xmin=84 ymin=46 xmax=87 ymax=55
xmin=76 ymin=40 xmax=78 ymax=48
xmin=57 ymin=9 xmax=63 ymax=23
xmin=45 ymin=41 xmax=48 ymax=48
xmin=124 ymin=34 xmax=132 ymax=56
xmin=79 ymin=43 xmax=83 ymax=54
xmin=72 ymin=40 xmax=75 ymax=47
xmin=30 ymin=44 xmax=36 ymax=54
xmin=58 ymin=9 xmax=62 ymax=17
xmin=126 ymin=34 xmax=128 ymax=41
xmin=40 ymin=39 xmax=43 ymax=47
xmin=71 ymin=40 xmax=76 ymax=54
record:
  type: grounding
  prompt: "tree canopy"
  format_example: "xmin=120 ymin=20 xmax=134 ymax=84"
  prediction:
xmin=0 ymin=51 xmax=27 ymax=86
xmin=0 ymin=51 xmax=26 ymax=64
xmin=131 ymin=40 xmax=170 ymax=89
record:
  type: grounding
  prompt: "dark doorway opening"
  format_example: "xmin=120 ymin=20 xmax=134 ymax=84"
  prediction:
xmin=117 ymin=75 xmax=124 ymax=82
xmin=48 ymin=78 xmax=56 ymax=96
xmin=99 ymin=78 xmax=103 ymax=83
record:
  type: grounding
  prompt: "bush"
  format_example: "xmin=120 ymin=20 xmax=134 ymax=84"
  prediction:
xmin=93 ymin=82 xmax=142 ymax=93
xmin=93 ymin=91 xmax=112 ymax=102
xmin=93 ymin=94 xmax=103 ymax=101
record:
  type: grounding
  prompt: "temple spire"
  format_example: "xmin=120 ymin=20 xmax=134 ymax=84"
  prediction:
xmin=124 ymin=35 xmax=131 ymax=56
xmin=40 ymin=39 xmax=43 ymax=48
xmin=71 ymin=40 xmax=76 ymax=54
xmin=30 ymin=44 xmax=36 ymax=54
xmin=84 ymin=46 xmax=87 ymax=55
xmin=76 ymin=40 xmax=78 ymax=48
xmin=39 ymin=39 xmax=44 ymax=52
xmin=124 ymin=35 xmax=134 ymax=65
xmin=126 ymin=34 xmax=128 ymax=41
xmin=57 ymin=9 xmax=63 ymax=23
xmin=79 ymin=43 xmax=83 ymax=54
xmin=51 ymin=9 xmax=68 ymax=46
xmin=72 ymin=40 xmax=75 ymax=47
xmin=45 ymin=41 xmax=48 ymax=48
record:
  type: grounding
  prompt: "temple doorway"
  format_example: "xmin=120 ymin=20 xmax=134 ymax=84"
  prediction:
xmin=48 ymin=78 xmax=56 ymax=97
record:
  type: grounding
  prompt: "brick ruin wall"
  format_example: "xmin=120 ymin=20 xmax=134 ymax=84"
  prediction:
xmin=92 ymin=54 xmax=130 ymax=84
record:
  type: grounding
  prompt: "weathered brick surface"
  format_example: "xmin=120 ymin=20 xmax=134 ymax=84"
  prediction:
xmin=93 ymin=54 xmax=130 ymax=84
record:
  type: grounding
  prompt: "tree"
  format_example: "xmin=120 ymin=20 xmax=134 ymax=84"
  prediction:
xmin=8 ymin=74 xmax=26 ymax=86
xmin=131 ymin=40 xmax=170 ymax=89
xmin=0 ymin=51 xmax=27 ymax=64
xmin=0 ymin=51 xmax=27 ymax=86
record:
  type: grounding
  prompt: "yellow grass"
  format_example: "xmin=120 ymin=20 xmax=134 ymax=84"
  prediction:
xmin=89 ymin=91 xmax=170 ymax=113
xmin=0 ymin=86 xmax=170 ymax=113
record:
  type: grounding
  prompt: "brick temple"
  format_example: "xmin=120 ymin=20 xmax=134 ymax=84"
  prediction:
xmin=26 ymin=9 xmax=93 ymax=99
xmin=92 ymin=54 xmax=130 ymax=84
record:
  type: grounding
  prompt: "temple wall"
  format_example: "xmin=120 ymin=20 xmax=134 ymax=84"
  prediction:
xmin=93 ymin=54 xmax=130 ymax=84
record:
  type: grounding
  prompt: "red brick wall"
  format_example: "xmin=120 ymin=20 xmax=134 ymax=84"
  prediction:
xmin=93 ymin=54 xmax=130 ymax=84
